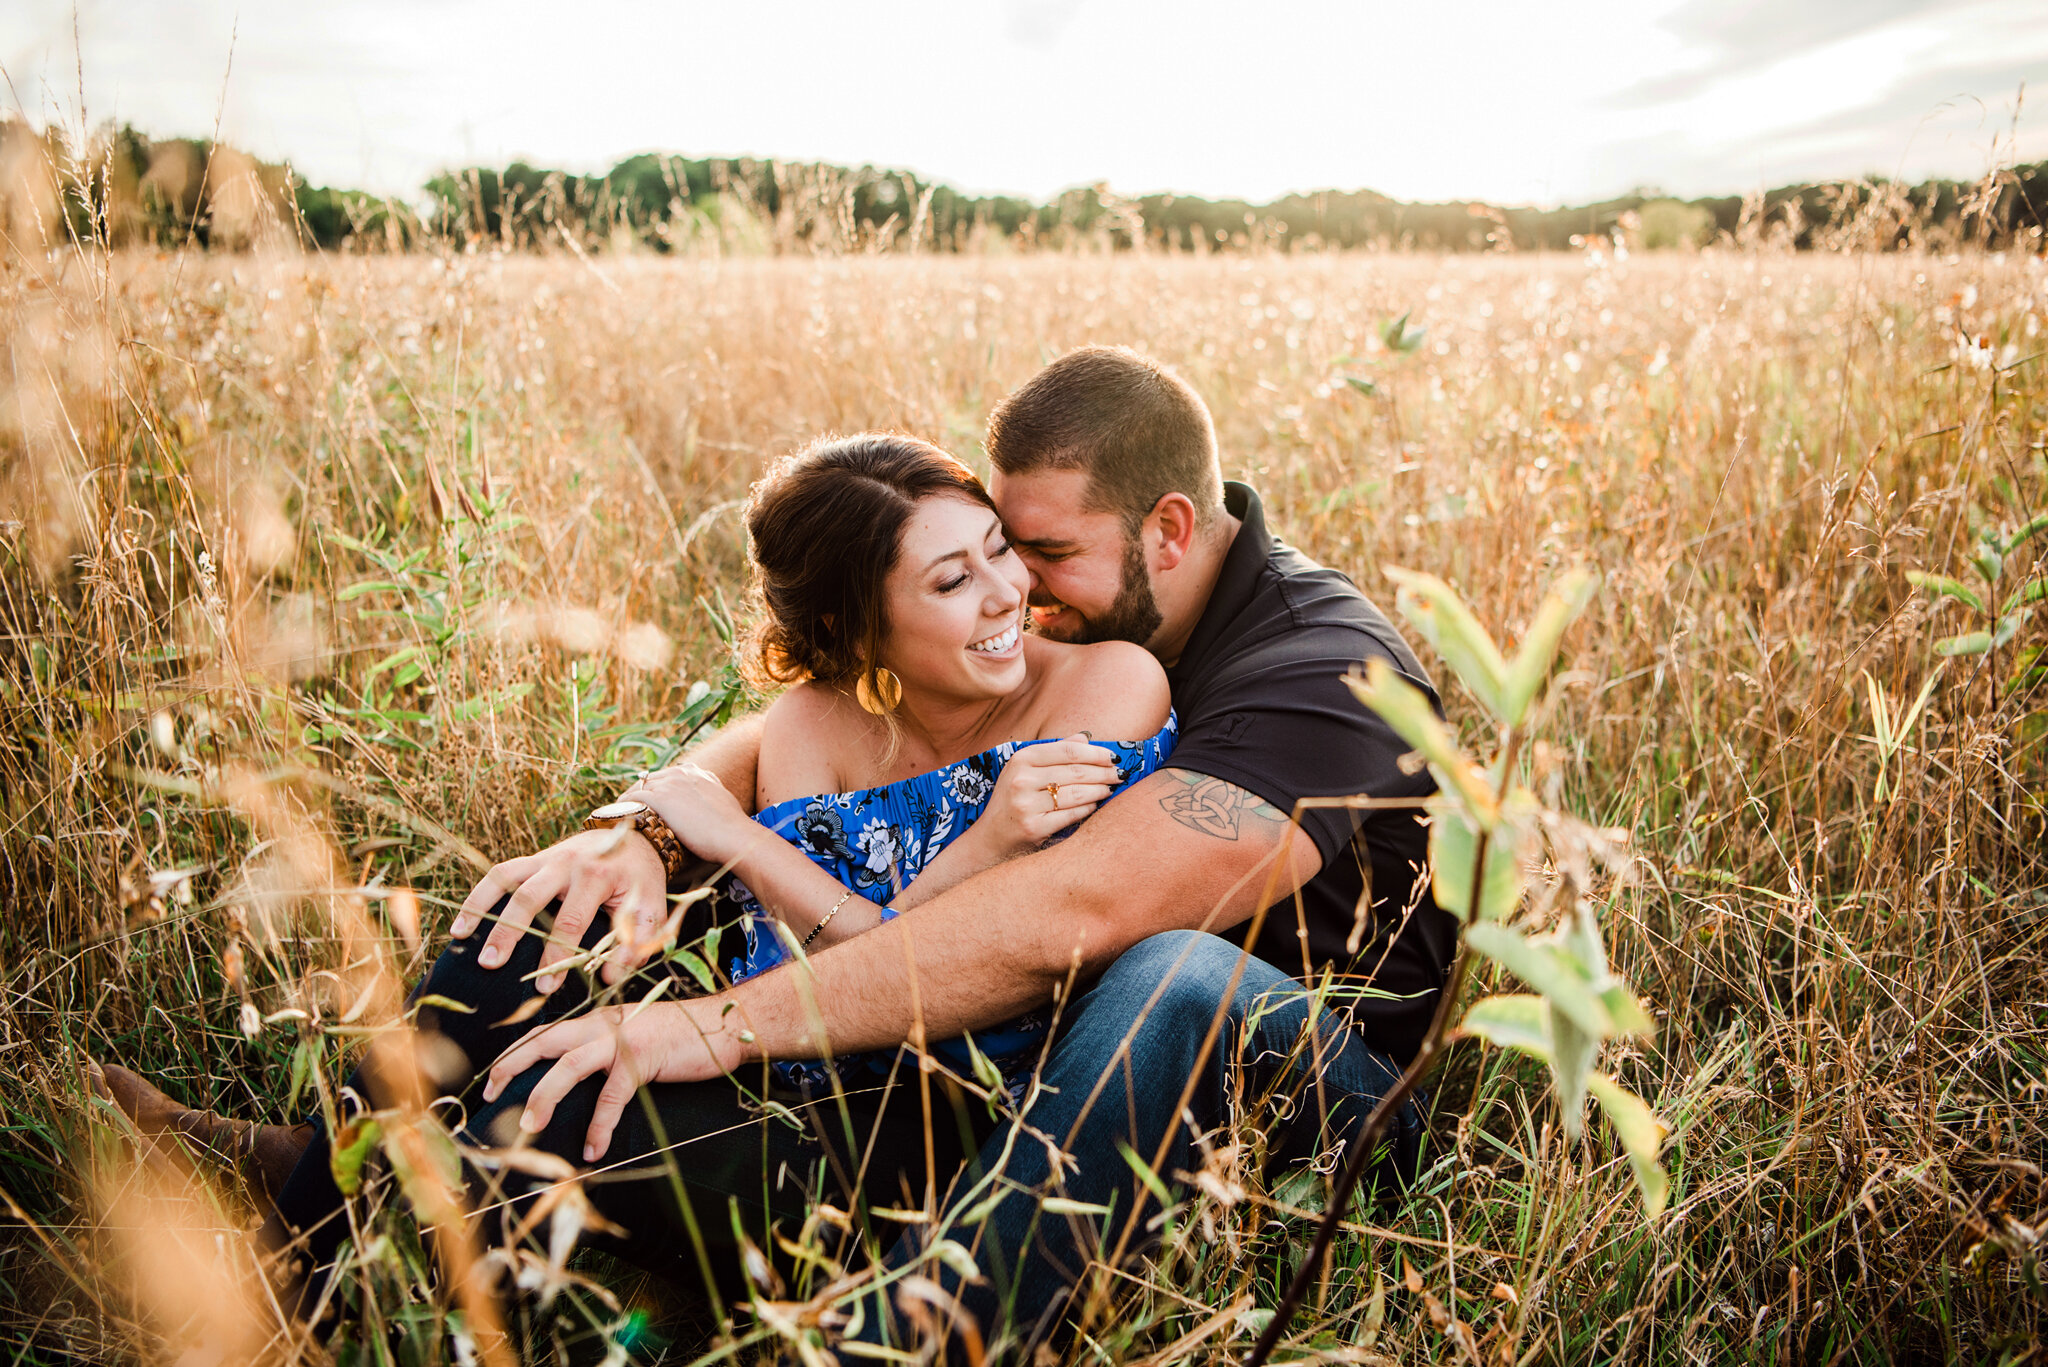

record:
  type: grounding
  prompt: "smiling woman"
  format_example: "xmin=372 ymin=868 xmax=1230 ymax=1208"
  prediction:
xmin=576 ymin=432 xmax=1180 ymax=1096
xmin=637 ymin=432 xmax=1179 ymax=970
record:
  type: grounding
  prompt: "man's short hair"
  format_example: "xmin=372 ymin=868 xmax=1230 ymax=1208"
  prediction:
xmin=985 ymin=346 xmax=1224 ymax=533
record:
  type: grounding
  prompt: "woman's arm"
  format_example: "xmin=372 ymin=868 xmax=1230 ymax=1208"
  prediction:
xmin=722 ymin=823 xmax=886 ymax=949
xmin=893 ymin=739 xmax=1121 ymax=908
xmin=624 ymin=765 xmax=881 ymax=950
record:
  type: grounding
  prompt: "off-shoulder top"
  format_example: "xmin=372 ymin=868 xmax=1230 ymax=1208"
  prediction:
xmin=724 ymin=712 xmax=1179 ymax=1091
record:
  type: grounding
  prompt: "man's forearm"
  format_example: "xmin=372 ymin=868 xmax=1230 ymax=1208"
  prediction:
xmin=712 ymin=780 xmax=1310 ymax=1060
xmin=720 ymin=845 xmax=1112 ymax=1060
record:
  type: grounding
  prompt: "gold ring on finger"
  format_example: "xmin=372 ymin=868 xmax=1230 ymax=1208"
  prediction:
xmin=1044 ymin=782 xmax=1060 ymax=809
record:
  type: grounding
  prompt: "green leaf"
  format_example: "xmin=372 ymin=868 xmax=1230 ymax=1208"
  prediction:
xmin=2000 ymin=577 xmax=2046 ymax=616
xmin=1596 ymin=982 xmax=1657 ymax=1036
xmin=1344 ymin=659 xmax=1495 ymax=820
xmin=1464 ymin=923 xmax=1615 ymax=1041
xmin=1971 ymin=546 xmax=2004 ymax=585
xmin=1587 ymin=1073 xmax=1671 ymax=1218
xmin=1430 ymin=803 xmax=1524 ymax=923
xmin=1559 ymin=900 xmax=1608 ymax=982
xmin=1342 ymin=374 xmax=1380 ymax=397
xmin=1935 ymin=631 xmax=1993 ymax=657
xmin=1117 ymin=1141 xmax=1174 ymax=1208
xmin=666 ymin=946 xmax=716 ymax=993
xmin=2004 ymin=511 xmax=2048 ymax=553
xmin=1385 ymin=568 xmax=1510 ymax=719
xmin=1499 ymin=569 xmax=1598 ymax=726
xmin=1905 ymin=571 xmax=1985 ymax=614
xmin=286 ymin=1038 xmax=314 ymax=1116
xmin=1547 ymin=1009 xmax=1598 ymax=1140
xmin=1381 ymin=311 xmax=1426 ymax=353
xmin=336 ymin=579 xmax=407 ymax=603
xmin=963 ymin=1033 xmax=1005 ymax=1095
xmin=1993 ymin=611 xmax=2029 ymax=649
xmin=1460 ymin=994 xmax=1551 ymax=1060
xmin=330 ymin=1117 xmax=383 ymax=1198
xmin=448 ymin=682 xmax=535 ymax=721
xmin=364 ymin=644 xmax=425 ymax=683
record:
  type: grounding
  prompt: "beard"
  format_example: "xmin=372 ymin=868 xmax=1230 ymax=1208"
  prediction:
xmin=1036 ymin=534 xmax=1164 ymax=647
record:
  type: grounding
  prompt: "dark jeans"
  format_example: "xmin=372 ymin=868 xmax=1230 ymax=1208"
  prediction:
xmin=264 ymin=913 xmax=1422 ymax=1353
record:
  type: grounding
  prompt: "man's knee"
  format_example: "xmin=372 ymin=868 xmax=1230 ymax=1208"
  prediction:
xmin=1093 ymin=931 xmax=1286 ymax=1037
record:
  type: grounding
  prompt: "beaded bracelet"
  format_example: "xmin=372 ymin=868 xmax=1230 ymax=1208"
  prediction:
xmin=804 ymin=888 xmax=855 ymax=947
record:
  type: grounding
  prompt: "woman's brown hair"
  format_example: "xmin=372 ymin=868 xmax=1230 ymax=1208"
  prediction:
xmin=743 ymin=433 xmax=996 ymax=700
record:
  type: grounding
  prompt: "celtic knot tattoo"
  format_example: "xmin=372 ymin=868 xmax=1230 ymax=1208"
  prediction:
xmin=1155 ymin=768 xmax=1288 ymax=841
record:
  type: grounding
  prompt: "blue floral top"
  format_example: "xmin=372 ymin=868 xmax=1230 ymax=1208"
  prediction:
xmin=725 ymin=713 xmax=1179 ymax=1092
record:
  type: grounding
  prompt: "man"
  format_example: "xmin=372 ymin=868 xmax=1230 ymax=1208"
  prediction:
xmin=463 ymin=346 xmax=1452 ymax=1347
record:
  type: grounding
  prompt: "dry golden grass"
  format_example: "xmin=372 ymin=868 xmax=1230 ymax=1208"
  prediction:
xmin=2 ymin=241 xmax=2044 ymax=1363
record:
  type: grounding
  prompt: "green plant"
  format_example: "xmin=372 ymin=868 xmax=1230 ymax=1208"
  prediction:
xmin=1860 ymin=666 xmax=1943 ymax=806
xmin=312 ymin=494 xmax=534 ymax=755
xmin=1906 ymin=513 xmax=2048 ymax=692
xmin=1246 ymin=566 xmax=1664 ymax=1367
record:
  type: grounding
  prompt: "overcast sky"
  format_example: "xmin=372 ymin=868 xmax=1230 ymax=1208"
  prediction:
xmin=5 ymin=0 xmax=2046 ymax=207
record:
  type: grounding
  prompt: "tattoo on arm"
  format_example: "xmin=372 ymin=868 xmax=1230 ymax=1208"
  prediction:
xmin=1156 ymin=768 xmax=1291 ymax=841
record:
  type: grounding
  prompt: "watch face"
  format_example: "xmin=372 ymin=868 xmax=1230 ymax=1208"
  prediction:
xmin=589 ymin=800 xmax=651 ymax=822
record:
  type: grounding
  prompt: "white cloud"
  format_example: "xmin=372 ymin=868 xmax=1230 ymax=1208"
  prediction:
xmin=3 ymin=0 xmax=2041 ymax=207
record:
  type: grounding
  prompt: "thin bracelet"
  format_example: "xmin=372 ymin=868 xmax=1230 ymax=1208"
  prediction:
xmin=804 ymin=889 xmax=854 ymax=947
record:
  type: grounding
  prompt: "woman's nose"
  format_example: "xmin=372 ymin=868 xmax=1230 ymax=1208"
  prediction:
xmin=988 ymin=569 xmax=1023 ymax=612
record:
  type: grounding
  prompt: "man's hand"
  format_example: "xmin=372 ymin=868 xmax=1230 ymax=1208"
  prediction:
xmin=482 ymin=996 xmax=745 ymax=1161
xmin=451 ymin=827 xmax=668 ymax=993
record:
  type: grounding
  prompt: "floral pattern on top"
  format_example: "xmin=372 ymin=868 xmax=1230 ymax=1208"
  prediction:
xmin=724 ymin=712 xmax=1179 ymax=1093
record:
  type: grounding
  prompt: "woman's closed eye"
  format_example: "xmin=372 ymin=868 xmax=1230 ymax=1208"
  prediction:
xmin=937 ymin=541 xmax=1011 ymax=593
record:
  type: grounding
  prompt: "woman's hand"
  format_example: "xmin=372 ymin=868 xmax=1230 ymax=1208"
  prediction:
xmin=620 ymin=762 xmax=756 ymax=866
xmin=970 ymin=738 xmax=1123 ymax=861
xmin=482 ymin=996 xmax=745 ymax=1162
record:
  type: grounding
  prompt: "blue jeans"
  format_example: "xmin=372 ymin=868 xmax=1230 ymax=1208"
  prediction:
xmin=859 ymin=929 xmax=1422 ymax=1352
xmin=265 ymin=923 xmax=1421 ymax=1350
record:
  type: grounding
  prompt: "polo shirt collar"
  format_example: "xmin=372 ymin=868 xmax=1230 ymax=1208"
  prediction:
xmin=1168 ymin=481 xmax=1269 ymax=682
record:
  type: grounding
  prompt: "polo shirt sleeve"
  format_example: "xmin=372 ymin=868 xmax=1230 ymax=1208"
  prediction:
xmin=1163 ymin=634 xmax=1435 ymax=867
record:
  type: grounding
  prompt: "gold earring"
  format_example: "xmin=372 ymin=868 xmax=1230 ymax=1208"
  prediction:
xmin=856 ymin=668 xmax=903 ymax=715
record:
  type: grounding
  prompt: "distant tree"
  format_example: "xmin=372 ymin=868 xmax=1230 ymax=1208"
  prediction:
xmin=1636 ymin=199 xmax=1714 ymax=249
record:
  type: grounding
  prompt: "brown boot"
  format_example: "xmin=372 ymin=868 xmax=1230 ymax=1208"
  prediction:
xmin=90 ymin=1062 xmax=315 ymax=1216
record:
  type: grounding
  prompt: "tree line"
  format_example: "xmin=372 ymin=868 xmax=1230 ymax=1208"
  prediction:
xmin=3 ymin=116 xmax=2042 ymax=256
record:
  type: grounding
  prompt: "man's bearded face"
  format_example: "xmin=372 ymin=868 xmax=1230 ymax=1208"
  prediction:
xmin=1031 ymin=531 xmax=1163 ymax=646
xmin=989 ymin=468 xmax=1165 ymax=650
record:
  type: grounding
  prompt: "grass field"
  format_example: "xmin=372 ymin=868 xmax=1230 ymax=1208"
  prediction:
xmin=2 ymin=242 xmax=2044 ymax=1364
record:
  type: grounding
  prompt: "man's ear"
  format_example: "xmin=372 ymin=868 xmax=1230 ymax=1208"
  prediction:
xmin=1149 ymin=493 xmax=1200 ymax=571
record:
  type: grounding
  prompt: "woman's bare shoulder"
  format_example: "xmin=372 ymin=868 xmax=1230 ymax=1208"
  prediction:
xmin=1029 ymin=638 xmax=1171 ymax=740
xmin=756 ymin=682 xmax=857 ymax=804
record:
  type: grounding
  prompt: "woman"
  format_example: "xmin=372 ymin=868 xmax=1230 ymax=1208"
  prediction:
xmin=104 ymin=432 xmax=1174 ymax=1298
xmin=597 ymin=431 xmax=1175 ymax=1098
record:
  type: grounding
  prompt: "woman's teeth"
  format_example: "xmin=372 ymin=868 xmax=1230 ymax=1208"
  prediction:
xmin=968 ymin=623 xmax=1020 ymax=654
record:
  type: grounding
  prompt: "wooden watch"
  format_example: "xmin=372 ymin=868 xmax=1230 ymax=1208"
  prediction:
xmin=584 ymin=800 xmax=693 ymax=887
